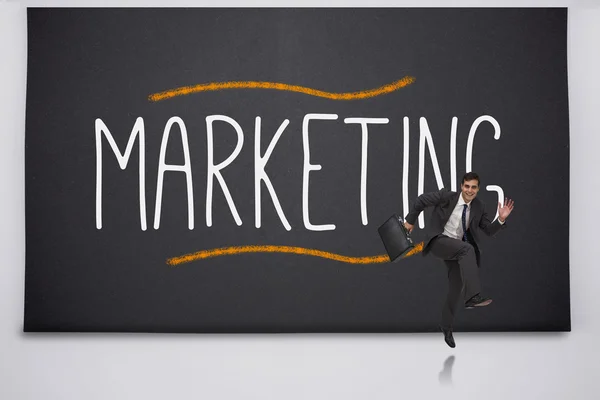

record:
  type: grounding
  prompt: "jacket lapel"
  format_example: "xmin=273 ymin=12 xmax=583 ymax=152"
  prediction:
xmin=469 ymin=198 xmax=480 ymax=225
xmin=445 ymin=192 xmax=461 ymax=222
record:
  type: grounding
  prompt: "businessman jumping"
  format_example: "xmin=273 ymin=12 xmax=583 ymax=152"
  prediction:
xmin=403 ymin=172 xmax=514 ymax=348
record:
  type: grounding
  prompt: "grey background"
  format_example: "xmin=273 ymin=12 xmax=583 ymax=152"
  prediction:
xmin=24 ymin=7 xmax=569 ymax=332
xmin=2 ymin=0 xmax=600 ymax=399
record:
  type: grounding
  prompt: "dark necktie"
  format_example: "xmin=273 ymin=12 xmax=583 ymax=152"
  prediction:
xmin=461 ymin=204 xmax=468 ymax=242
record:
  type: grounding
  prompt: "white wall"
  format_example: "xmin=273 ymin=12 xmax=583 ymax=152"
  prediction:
xmin=1 ymin=1 xmax=599 ymax=399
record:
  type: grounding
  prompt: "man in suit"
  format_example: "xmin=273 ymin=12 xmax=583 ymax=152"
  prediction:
xmin=403 ymin=172 xmax=514 ymax=348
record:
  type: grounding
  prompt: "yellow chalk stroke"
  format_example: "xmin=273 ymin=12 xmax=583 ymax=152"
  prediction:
xmin=149 ymin=76 xmax=416 ymax=102
xmin=167 ymin=242 xmax=424 ymax=266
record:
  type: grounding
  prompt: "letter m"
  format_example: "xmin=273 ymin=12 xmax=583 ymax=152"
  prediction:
xmin=95 ymin=117 xmax=146 ymax=230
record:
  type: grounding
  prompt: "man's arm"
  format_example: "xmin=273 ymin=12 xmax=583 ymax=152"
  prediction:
xmin=404 ymin=189 xmax=448 ymax=228
xmin=479 ymin=208 xmax=505 ymax=237
xmin=479 ymin=198 xmax=515 ymax=236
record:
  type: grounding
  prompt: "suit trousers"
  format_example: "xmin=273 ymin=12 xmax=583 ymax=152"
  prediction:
xmin=428 ymin=234 xmax=481 ymax=330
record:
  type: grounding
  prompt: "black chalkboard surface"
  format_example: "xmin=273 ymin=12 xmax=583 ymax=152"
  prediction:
xmin=24 ymin=8 xmax=570 ymax=333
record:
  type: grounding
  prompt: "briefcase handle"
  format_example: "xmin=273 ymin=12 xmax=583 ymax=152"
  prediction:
xmin=396 ymin=215 xmax=414 ymax=244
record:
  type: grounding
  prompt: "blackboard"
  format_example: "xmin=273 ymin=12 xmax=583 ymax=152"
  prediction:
xmin=24 ymin=8 xmax=570 ymax=332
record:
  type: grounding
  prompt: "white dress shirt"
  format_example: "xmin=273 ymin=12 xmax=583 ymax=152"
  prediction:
xmin=442 ymin=195 xmax=471 ymax=240
xmin=442 ymin=194 xmax=505 ymax=240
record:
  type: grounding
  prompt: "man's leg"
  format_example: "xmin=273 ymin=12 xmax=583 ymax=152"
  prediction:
xmin=441 ymin=260 xmax=464 ymax=330
xmin=428 ymin=235 xmax=481 ymax=301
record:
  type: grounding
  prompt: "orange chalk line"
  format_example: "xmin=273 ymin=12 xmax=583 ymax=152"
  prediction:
xmin=166 ymin=242 xmax=424 ymax=266
xmin=148 ymin=76 xmax=416 ymax=102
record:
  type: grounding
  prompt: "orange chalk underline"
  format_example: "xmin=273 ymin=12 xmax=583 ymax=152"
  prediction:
xmin=166 ymin=242 xmax=424 ymax=266
xmin=148 ymin=76 xmax=416 ymax=102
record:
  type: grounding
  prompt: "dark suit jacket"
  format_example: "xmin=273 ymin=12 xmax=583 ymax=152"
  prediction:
xmin=404 ymin=188 xmax=506 ymax=266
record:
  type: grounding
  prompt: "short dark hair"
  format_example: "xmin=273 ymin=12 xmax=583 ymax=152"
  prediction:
xmin=462 ymin=172 xmax=480 ymax=186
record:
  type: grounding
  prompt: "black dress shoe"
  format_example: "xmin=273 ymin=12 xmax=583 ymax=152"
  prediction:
xmin=440 ymin=326 xmax=455 ymax=348
xmin=465 ymin=294 xmax=493 ymax=309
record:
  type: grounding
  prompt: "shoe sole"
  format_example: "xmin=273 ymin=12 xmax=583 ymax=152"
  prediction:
xmin=439 ymin=326 xmax=455 ymax=348
xmin=465 ymin=299 xmax=493 ymax=309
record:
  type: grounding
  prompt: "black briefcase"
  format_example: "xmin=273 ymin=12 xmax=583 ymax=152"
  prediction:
xmin=378 ymin=214 xmax=415 ymax=262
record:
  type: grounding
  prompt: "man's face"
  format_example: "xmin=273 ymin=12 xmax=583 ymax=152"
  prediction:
xmin=461 ymin=179 xmax=480 ymax=202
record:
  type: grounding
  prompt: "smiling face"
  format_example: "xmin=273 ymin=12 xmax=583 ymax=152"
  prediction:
xmin=461 ymin=179 xmax=480 ymax=203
